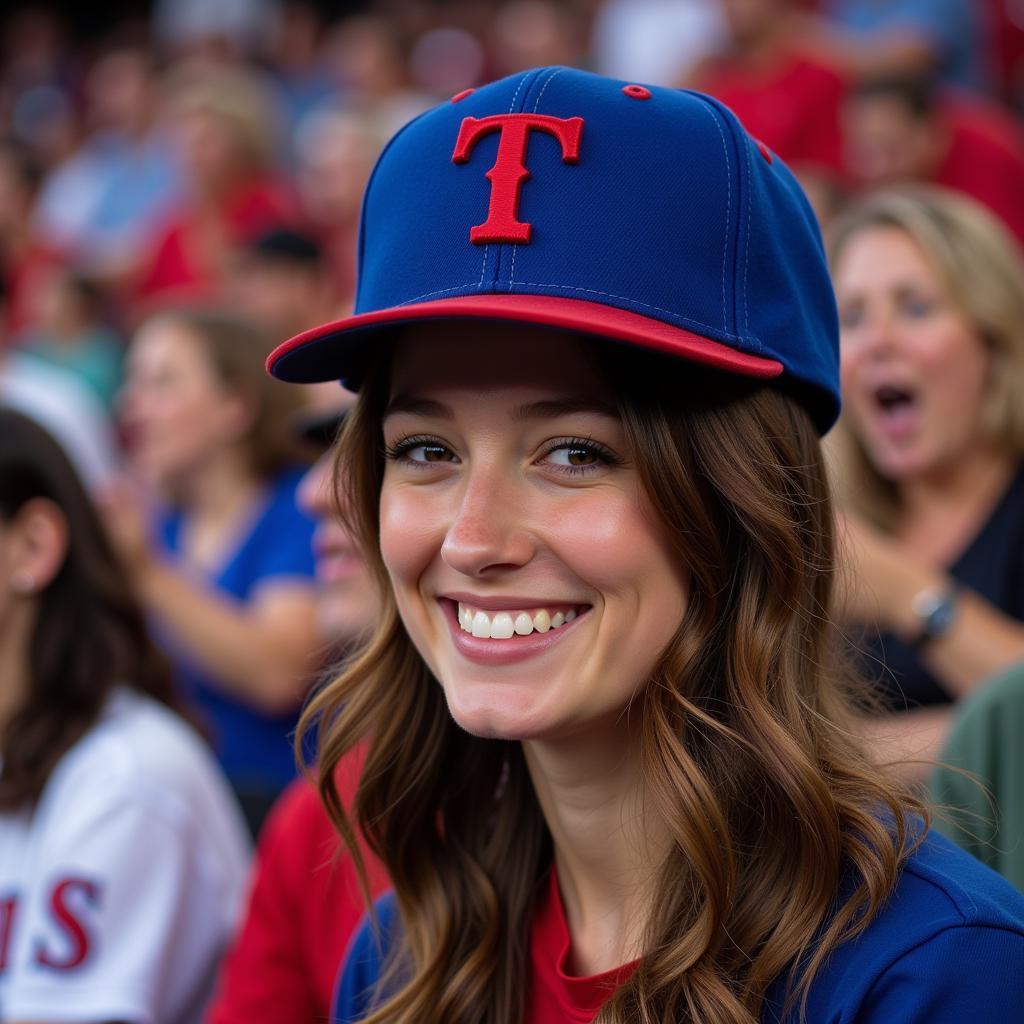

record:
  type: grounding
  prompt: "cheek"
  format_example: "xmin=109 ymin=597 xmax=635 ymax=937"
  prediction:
xmin=920 ymin=329 xmax=990 ymax=410
xmin=551 ymin=492 xmax=687 ymax=617
xmin=379 ymin=484 xmax=445 ymax=588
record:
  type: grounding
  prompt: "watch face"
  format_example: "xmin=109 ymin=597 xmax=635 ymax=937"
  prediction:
xmin=912 ymin=588 xmax=958 ymax=642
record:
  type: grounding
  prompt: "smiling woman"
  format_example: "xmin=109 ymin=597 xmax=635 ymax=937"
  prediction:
xmin=270 ymin=68 xmax=1024 ymax=1024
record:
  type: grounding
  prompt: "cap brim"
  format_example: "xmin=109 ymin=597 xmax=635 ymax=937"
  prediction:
xmin=266 ymin=294 xmax=783 ymax=384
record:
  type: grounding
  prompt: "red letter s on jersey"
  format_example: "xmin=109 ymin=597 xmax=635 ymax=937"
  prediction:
xmin=35 ymin=878 xmax=100 ymax=970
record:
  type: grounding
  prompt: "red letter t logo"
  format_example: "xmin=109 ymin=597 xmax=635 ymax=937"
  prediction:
xmin=452 ymin=113 xmax=584 ymax=244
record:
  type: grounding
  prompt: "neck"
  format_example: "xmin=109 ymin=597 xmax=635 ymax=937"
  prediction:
xmin=898 ymin=443 xmax=1015 ymax=526
xmin=524 ymin=722 xmax=668 ymax=975
xmin=172 ymin=447 xmax=259 ymax=517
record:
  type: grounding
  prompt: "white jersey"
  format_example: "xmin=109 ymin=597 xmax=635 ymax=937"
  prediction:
xmin=0 ymin=688 xmax=252 ymax=1023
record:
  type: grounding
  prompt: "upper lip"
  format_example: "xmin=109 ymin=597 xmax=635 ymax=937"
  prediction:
xmin=440 ymin=592 xmax=588 ymax=611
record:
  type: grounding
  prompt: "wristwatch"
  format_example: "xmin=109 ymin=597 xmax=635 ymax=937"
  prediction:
xmin=909 ymin=585 xmax=959 ymax=649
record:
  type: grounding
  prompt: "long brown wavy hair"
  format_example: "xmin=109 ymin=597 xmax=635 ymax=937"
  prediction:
xmin=301 ymin=338 xmax=925 ymax=1024
xmin=0 ymin=408 xmax=179 ymax=810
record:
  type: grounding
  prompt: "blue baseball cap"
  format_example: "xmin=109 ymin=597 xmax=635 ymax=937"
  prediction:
xmin=267 ymin=66 xmax=840 ymax=433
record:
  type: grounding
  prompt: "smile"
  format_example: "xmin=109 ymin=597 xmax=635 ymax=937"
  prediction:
xmin=457 ymin=602 xmax=579 ymax=639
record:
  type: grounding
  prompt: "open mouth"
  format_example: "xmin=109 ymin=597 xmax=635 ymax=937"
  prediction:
xmin=874 ymin=383 xmax=917 ymax=416
xmin=440 ymin=599 xmax=590 ymax=641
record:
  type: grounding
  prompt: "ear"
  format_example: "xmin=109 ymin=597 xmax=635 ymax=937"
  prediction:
xmin=10 ymin=498 xmax=69 ymax=594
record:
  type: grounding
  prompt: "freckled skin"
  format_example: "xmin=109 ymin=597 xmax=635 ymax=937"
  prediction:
xmin=379 ymin=323 xmax=688 ymax=742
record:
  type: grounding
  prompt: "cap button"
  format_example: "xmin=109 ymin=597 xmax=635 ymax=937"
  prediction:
xmin=451 ymin=88 xmax=475 ymax=103
xmin=622 ymin=84 xmax=652 ymax=100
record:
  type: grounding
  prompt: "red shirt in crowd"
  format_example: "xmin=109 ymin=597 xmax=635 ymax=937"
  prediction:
xmin=932 ymin=93 xmax=1024 ymax=246
xmin=206 ymin=748 xmax=387 ymax=1024
xmin=135 ymin=176 xmax=296 ymax=305
xmin=525 ymin=869 xmax=637 ymax=1024
xmin=693 ymin=47 xmax=847 ymax=177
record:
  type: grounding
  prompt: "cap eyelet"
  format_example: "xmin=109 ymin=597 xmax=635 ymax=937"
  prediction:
xmin=622 ymin=84 xmax=652 ymax=100
xmin=756 ymin=140 xmax=774 ymax=163
xmin=451 ymin=88 xmax=475 ymax=103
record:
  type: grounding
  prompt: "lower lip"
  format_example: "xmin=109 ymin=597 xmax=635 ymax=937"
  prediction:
xmin=440 ymin=599 xmax=589 ymax=667
xmin=873 ymin=401 xmax=921 ymax=442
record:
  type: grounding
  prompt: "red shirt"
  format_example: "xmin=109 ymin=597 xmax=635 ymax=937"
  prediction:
xmin=694 ymin=48 xmax=847 ymax=176
xmin=135 ymin=176 xmax=296 ymax=305
xmin=932 ymin=94 xmax=1024 ymax=247
xmin=525 ymin=870 xmax=637 ymax=1024
xmin=206 ymin=749 xmax=388 ymax=1024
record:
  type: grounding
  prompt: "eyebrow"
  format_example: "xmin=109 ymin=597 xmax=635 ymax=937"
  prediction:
xmin=384 ymin=393 xmax=619 ymax=421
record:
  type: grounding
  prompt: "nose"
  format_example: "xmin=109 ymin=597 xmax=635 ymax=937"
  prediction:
xmin=440 ymin=467 xmax=535 ymax=578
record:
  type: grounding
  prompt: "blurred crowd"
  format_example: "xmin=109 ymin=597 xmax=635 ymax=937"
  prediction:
xmin=3 ymin=0 xmax=1024 ymax=1021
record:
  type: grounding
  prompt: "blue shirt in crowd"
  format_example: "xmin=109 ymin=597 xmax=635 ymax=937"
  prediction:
xmin=157 ymin=466 xmax=316 ymax=798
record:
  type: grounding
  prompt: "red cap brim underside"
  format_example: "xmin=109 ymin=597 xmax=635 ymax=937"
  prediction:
xmin=266 ymin=294 xmax=783 ymax=383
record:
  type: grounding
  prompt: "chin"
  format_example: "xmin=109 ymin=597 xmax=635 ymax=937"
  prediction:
xmin=443 ymin=684 xmax=557 ymax=741
xmin=863 ymin=440 xmax=934 ymax=483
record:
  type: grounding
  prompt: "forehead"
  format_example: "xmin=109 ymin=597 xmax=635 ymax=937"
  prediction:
xmin=836 ymin=226 xmax=937 ymax=290
xmin=388 ymin=322 xmax=615 ymax=406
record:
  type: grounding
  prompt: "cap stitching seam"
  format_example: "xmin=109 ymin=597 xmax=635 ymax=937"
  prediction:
xmin=742 ymin=133 xmax=752 ymax=337
xmin=473 ymin=73 xmax=533 ymax=293
xmin=510 ymin=67 xmax=568 ymax=289
xmin=694 ymin=101 xmax=731 ymax=332
xmin=393 ymin=280 xmax=750 ymax=341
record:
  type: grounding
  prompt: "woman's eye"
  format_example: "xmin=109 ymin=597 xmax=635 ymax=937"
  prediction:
xmin=838 ymin=304 xmax=863 ymax=330
xmin=385 ymin=437 xmax=457 ymax=465
xmin=541 ymin=439 xmax=618 ymax=474
xmin=408 ymin=444 xmax=452 ymax=463
xmin=547 ymin=446 xmax=600 ymax=467
xmin=901 ymin=294 xmax=938 ymax=319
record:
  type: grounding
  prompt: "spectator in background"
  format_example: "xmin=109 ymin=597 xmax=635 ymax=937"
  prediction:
xmin=13 ymin=269 xmax=122 ymax=409
xmin=33 ymin=47 xmax=184 ymax=281
xmin=0 ymin=7 xmax=79 ymax=176
xmin=591 ymin=0 xmax=725 ymax=86
xmin=488 ymin=2 xmax=586 ymax=80
xmin=844 ymin=73 xmax=1024 ymax=245
xmin=293 ymin=105 xmax=383 ymax=310
xmin=262 ymin=0 xmax=337 ymax=156
xmin=0 ymin=407 xmax=250 ymax=1023
xmin=134 ymin=63 xmax=295 ymax=309
xmin=320 ymin=15 xmax=433 ymax=140
xmin=684 ymin=0 xmax=847 ymax=217
xmin=225 ymin=228 xmax=338 ymax=341
xmin=828 ymin=186 xmax=1024 ymax=779
xmin=0 ymin=138 xmax=63 ymax=337
xmin=0 ymin=270 xmax=119 ymax=493
xmin=152 ymin=0 xmax=280 ymax=62
xmin=113 ymin=307 xmax=319 ymax=834
xmin=207 ymin=391 xmax=389 ymax=1024
xmin=816 ymin=0 xmax=991 ymax=93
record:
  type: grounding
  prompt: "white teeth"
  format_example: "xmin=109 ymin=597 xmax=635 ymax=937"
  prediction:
xmin=490 ymin=612 xmax=515 ymax=639
xmin=456 ymin=603 xmax=581 ymax=639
